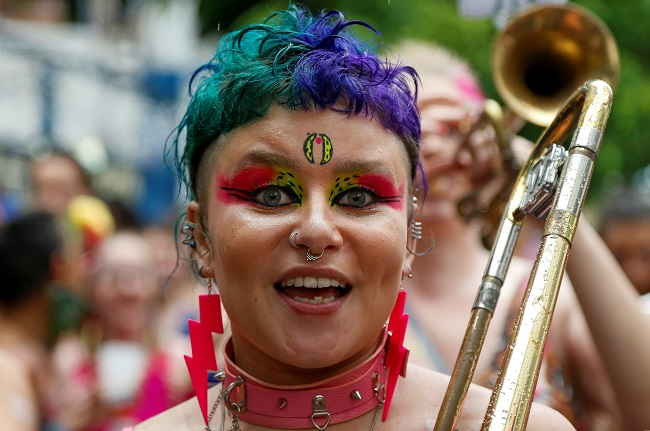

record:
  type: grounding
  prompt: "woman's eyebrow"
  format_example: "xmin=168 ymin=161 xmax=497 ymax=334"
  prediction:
xmin=231 ymin=148 xmax=300 ymax=172
xmin=332 ymin=159 xmax=398 ymax=181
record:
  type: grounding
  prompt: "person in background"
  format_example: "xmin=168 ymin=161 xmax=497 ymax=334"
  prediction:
xmin=49 ymin=230 xmax=192 ymax=431
xmin=30 ymin=150 xmax=93 ymax=218
xmin=29 ymin=150 xmax=104 ymax=340
xmin=597 ymin=185 xmax=650 ymax=309
xmin=395 ymin=40 xmax=650 ymax=430
xmin=128 ymin=5 xmax=575 ymax=430
xmin=0 ymin=211 xmax=66 ymax=431
xmin=143 ymin=222 xmax=213 ymax=398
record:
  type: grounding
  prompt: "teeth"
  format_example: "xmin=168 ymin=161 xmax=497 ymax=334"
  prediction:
xmin=281 ymin=277 xmax=344 ymax=288
xmin=292 ymin=296 xmax=336 ymax=304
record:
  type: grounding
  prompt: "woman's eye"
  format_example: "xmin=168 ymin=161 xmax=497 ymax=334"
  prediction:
xmin=253 ymin=186 xmax=297 ymax=207
xmin=336 ymin=188 xmax=377 ymax=208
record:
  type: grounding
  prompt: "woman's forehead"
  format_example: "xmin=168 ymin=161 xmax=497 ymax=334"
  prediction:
xmin=214 ymin=107 xmax=409 ymax=176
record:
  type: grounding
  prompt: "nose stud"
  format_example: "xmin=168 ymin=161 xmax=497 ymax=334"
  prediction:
xmin=289 ymin=231 xmax=325 ymax=261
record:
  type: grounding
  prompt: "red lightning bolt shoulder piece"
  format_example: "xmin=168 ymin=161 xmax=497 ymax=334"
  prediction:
xmin=184 ymin=293 xmax=224 ymax=425
xmin=383 ymin=288 xmax=410 ymax=421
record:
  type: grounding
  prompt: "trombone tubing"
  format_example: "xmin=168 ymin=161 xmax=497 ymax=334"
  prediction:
xmin=431 ymin=79 xmax=612 ymax=431
xmin=482 ymin=79 xmax=612 ymax=430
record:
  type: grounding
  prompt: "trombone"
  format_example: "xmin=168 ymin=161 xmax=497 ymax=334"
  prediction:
xmin=433 ymin=4 xmax=618 ymax=430
xmin=457 ymin=3 xmax=619 ymax=249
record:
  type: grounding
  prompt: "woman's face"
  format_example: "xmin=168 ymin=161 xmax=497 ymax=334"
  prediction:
xmin=90 ymin=233 xmax=159 ymax=340
xmin=417 ymin=74 xmax=493 ymax=225
xmin=190 ymin=105 xmax=411 ymax=381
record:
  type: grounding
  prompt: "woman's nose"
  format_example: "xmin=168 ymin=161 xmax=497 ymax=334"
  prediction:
xmin=292 ymin=197 xmax=343 ymax=257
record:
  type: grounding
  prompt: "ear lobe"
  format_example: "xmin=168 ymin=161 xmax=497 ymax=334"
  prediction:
xmin=404 ymin=248 xmax=416 ymax=268
xmin=187 ymin=201 xmax=211 ymax=263
xmin=402 ymin=243 xmax=416 ymax=281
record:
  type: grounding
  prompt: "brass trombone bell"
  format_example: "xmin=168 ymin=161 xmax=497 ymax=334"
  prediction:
xmin=492 ymin=3 xmax=619 ymax=126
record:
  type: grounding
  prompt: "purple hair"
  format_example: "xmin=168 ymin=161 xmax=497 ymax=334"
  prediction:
xmin=170 ymin=4 xmax=422 ymax=198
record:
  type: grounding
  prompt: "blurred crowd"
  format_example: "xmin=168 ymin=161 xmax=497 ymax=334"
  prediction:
xmin=0 ymin=150 xmax=202 ymax=431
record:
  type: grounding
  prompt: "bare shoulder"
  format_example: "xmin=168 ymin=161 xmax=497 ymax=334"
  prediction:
xmin=0 ymin=349 xmax=31 ymax=392
xmin=391 ymin=364 xmax=575 ymax=431
xmin=0 ymin=349 xmax=38 ymax=431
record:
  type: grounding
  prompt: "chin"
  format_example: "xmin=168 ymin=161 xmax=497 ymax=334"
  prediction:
xmin=272 ymin=334 xmax=356 ymax=368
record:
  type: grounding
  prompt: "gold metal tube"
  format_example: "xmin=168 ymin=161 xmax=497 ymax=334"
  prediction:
xmin=481 ymin=79 xmax=612 ymax=430
xmin=433 ymin=78 xmax=612 ymax=431
xmin=482 ymin=212 xmax=572 ymax=429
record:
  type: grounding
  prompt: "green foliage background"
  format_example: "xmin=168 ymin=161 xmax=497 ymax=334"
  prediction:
xmin=196 ymin=0 xmax=650 ymax=205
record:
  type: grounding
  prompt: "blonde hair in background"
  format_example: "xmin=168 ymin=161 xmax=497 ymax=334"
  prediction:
xmin=386 ymin=40 xmax=485 ymax=106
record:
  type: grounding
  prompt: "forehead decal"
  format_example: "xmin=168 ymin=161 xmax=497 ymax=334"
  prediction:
xmin=303 ymin=133 xmax=333 ymax=165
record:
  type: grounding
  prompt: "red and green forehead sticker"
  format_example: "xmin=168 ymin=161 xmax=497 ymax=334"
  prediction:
xmin=304 ymin=133 xmax=333 ymax=165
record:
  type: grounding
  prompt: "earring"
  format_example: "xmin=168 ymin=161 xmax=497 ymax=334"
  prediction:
xmin=407 ymin=220 xmax=434 ymax=257
xmin=181 ymin=222 xmax=197 ymax=249
xmin=402 ymin=265 xmax=413 ymax=280
xmin=410 ymin=220 xmax=422 ymax=241
xmin=184 ymin=266 xmax=224 ymax=427
xmin=383 ymin=289 xmax=409 ymax=421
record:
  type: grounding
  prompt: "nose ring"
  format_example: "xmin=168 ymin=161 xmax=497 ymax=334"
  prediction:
xmin=289 ymin=232 xmax=300 ymax=249
xmin=290 ymin=231 xmax=325 ymax=261
xmin=306 ymin=249 xmax=325 ymax=261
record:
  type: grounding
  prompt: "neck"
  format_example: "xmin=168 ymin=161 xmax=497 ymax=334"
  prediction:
xmin=409 ymin=217 xmax=488 ymax=296
xmin=230 ymin=332 xmax=383 ymax=386
xmin=221 ymin=332 xmax=389 ymax=430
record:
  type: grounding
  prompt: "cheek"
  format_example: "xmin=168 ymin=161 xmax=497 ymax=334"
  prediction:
xmin=91 ymin=291 xmax=117 ymax=316
xmin=209 ymin=211 xmax=278 ymax=280
xmin=360 ymin=219 xmax=408 ymax=270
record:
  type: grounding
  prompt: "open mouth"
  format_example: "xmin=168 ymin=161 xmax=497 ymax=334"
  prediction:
xmin=275 ymin=277 xmax=351 ymax=304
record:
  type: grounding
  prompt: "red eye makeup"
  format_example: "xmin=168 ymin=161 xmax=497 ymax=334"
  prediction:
xmin=217 ymin=166 xmax=304 ymax=206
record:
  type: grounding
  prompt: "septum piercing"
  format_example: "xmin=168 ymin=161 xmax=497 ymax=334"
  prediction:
xmin=306 ymin=249 xmax=325 ymax=261
xmin=290 ymin=231 xmax=325 ymax=261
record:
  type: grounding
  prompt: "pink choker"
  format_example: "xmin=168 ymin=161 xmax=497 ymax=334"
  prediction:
xmin=193 ymin=290 xmax=410 ymax=430
xmin=220 ymin=333 xmax=389 ymax=430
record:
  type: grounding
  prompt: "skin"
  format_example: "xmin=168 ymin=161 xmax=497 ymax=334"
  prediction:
xmin=132 ymin=105 xmax=575 ymax=431
xmin=0 ymin=350 xmax=40 ymax=431
xmin=0 ymin=297 xmax=51 ymax=431
xmin=88 ymin=232 xmax=160 ymax=341
xmin=600 ymin=218 xmax=650 ymax=296
xmin=30 ymin=154 xmax=90 ymax=217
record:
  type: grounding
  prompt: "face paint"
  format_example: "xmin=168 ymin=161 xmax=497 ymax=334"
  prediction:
xmin=217 ymin=166 xmax=304 ymax=205
xmin=303 ymin=133 xmax=333 ymax=165
xmin=328 ymin=173 xmax=404 ymax=210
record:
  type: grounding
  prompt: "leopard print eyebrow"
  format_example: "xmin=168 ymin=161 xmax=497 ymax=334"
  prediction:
xmin=329 ymin=175 xmax=359 ymax=205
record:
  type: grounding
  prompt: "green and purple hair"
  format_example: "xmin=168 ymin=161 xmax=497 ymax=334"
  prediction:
xmin=170 ymin=4 xmax=423 ymax=199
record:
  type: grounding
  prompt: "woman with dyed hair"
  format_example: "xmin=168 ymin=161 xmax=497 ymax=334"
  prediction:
xmin=130 ymin=5 xmax=574 ymax=430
